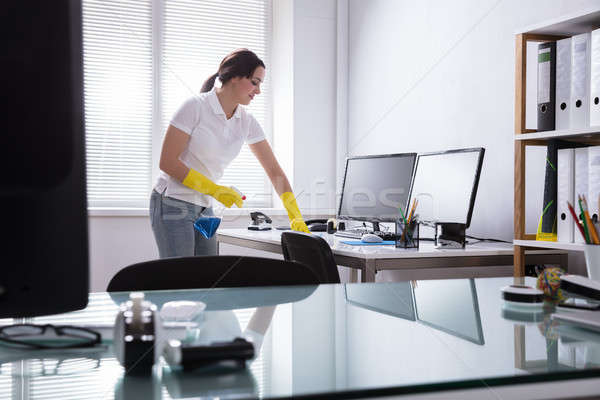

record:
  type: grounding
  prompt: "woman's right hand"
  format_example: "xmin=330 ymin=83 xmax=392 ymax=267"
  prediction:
xmin=182 ymin=169 xmax=243 ymax=208
xmin=212 ymin=185 xmax=244 ymax=208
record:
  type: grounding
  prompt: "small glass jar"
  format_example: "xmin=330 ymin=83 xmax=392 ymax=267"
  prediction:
xmin=395 ymin=219 xmax=419 ymax=249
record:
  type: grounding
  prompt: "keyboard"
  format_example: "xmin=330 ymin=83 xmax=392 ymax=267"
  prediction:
xmin=333 ymin=230 xmax=365 ymax=239
xmin=334 ymin=230 xmax=397 ymax=241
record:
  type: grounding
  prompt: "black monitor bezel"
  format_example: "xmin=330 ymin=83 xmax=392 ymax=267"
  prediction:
xmin=337 ymin=152 xmax=417 ymax=223
xmin=407 ymin=147 xmax=485 ymax=229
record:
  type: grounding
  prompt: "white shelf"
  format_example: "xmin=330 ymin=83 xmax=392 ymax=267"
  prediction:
xmin=514 ymin=126 xmax=600 ymax=141
xmin=515 ymin=8 xmax=600 ymax=36
xmin=514 ymin=239 xmax=585 ymax=252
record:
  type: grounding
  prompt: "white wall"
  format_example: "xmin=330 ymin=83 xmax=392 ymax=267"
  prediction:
xmin=346 ymin=0 xmax=598 ymax=274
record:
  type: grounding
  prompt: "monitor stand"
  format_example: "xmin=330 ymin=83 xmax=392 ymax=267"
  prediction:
xmin=370 ymin=221 xmax=381 ymax=232
xmin=435 ymin=222 xmax=466 ymax=249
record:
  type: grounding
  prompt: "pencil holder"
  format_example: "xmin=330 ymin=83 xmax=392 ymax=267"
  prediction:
xmin=395 ymin=220 xmax=419 ymax=249
xmin=583 ymin=244 xmax=600 ymax=281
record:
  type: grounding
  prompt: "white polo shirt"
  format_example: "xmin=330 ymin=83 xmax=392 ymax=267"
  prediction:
xmin=154 ymin=87 xmax=266 ymax=206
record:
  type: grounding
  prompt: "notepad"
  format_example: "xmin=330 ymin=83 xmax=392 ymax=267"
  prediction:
xmin=341 ymin=240 xmax=396 ymax=246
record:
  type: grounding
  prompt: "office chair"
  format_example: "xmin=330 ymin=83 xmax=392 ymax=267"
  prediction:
xmin=106 ymin=256 xmax=319 ymax=292
xmin=280 ymin=232 xmax=341 ymax=284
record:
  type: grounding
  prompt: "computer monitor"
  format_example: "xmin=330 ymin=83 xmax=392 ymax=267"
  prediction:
xmin=408 ymin=148 xmax=484 ymax=229
xmin=337 ymin=153 xmax=417 ymax=225
xmin=1 ymin=0 xmax=89 ymax=317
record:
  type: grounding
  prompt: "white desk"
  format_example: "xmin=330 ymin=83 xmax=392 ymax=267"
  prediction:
xmin=217 ymin=229 xmax=568 ymax=282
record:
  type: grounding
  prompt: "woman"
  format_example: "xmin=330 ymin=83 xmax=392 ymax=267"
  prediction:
xmin=151 ymin=49 xmax=309 ymax=258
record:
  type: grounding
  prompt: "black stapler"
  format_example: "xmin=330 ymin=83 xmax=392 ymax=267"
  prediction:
xmin=248 ymin=211 xmax=272 ymax=231
xmin=560 ymin=275 xmax=600 ymax=302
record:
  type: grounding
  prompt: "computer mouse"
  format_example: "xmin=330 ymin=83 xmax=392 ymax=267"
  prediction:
xmin=361 ymin=233 xmax=383 ymax=243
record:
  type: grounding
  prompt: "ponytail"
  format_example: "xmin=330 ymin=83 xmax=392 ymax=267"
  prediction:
xmin=200 ymin=49 xmax=265 ymax=93
xmin=200 ymin=72 xmax=219 ymax=93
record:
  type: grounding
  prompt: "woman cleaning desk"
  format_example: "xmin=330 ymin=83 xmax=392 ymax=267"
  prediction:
xmin=151 ymin=49 xmax=310 ymax=258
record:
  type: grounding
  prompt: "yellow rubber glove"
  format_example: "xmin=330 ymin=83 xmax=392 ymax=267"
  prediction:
xmin=280 ymin=192 xmax=310 ymax=233
xmin=182 ymin=169 xmax=243 ymax=208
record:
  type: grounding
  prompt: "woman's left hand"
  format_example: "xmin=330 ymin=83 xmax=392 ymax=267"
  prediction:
xmin=290 ymin=218 xmax=310 ymax=234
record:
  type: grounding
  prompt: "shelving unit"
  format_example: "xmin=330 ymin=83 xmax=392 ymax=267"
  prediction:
xmin=513 ymin=9 xmax=600 ymax=276
xmin=515 ymin=126 xmax=600 ymax=144
xmin=511 ymin=13 xmax=600 ymax=375
xmin=513 ymin=239 xmax=585 ymax=252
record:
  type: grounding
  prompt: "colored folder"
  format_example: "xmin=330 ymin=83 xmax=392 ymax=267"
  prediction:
xmin=538 ymin=42 xmax=556 ymax=132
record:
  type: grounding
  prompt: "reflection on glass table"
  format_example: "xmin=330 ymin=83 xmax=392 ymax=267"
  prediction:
xmin=413 ymin=278 xmax=484 ymax=345
xmin=345 ymin=281 xmax=415 ymax=320
xmin=344 ymin=279 xmax=485 ymax=347
xmin=554 ymin=324 xmax=600 ymax=369
xmin=504 ymin=293 xmax=600 ymax=373
xmin=0 ymin=278 xmax=599 ymax=399
xmin=162 ymin=364 xmax=257 ymax=399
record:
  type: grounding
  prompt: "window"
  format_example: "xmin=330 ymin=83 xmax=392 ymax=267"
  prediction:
xmin=83 ymin=0 xmax=272 ymax=209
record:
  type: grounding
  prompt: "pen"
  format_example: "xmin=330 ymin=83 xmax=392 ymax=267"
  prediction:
xmin=582 ymin=195 xmax=599 ymax=244
xmin=398 ymin=205 xmax=409 ymax=243
xmin=398 ymin=205 xmax=408 ymax=226
xmin=567 ymin=201 xmax=586 ymax=242
xmin=578 ymin=195 xmax=591 ymax=244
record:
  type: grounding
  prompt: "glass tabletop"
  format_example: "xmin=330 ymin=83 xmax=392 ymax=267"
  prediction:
xmin=0 ymin=277 xmax=599 ymax=399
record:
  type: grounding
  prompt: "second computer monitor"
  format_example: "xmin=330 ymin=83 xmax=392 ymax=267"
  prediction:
xmin=338 ymin=153 xmax=417 ymax=222
xmin=408 ymin=148 xmax=484 ymax=228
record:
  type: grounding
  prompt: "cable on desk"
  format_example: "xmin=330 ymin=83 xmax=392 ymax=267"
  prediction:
xmin=465 ymin=234 xmax=511 ymax=244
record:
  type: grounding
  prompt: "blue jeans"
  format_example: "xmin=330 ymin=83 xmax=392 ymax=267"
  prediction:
xmin=150 ymin=190 xmax=218 ymax=258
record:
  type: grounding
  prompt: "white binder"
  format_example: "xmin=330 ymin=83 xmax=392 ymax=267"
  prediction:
xmin=575 ymin=147 xmax=589 ymax=243
xmin=588 ymin=146 xmax=600 ymax=223
xmin=557 ymin=148 xmax=575 ymax=242
xmin=590 ymin=29 xmax=600 ymax=126
xmin=556 ymin=38 xmax=571 ymax=130
xmin=571 ymin=33 xmax=591 ymax=129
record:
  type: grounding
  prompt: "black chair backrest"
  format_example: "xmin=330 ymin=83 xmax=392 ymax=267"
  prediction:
xmin=107 ymin=256 xmax=320 ymax=292
xmin=280 ymin=232 xmax=341 ymax=284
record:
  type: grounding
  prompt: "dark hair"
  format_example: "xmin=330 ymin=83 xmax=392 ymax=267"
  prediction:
xmin=200 ymin=49 xmax=265 ymax=93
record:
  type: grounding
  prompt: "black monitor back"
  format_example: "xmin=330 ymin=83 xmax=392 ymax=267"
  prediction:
xmin=0 ymin=0 xmax=88 ymax=317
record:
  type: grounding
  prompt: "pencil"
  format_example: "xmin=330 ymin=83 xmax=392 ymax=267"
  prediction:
xmin=567 ymin=201 xmax=586 ymax=241
xmin=582 ymin=195 xmax=600 ymax=244
xmin=407 ymin=199 xmax=417 ymax=223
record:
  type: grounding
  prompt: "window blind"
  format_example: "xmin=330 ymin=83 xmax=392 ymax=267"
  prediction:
xmin=83 ymin=0 xmax=153 ymax=208
xmin=83 ymin=0 xmax=273 ymax=209
xmin=160 ymin=0 xmax=273 ymax=207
